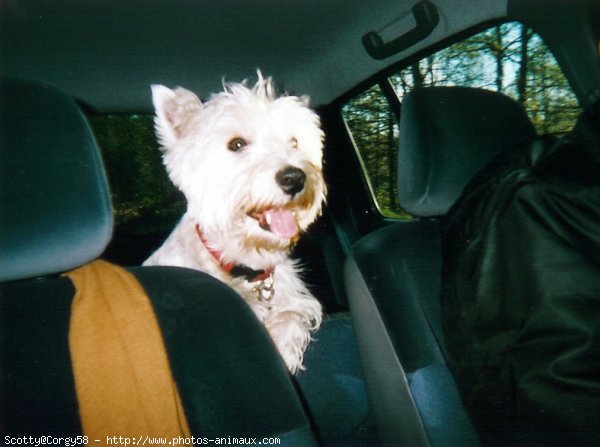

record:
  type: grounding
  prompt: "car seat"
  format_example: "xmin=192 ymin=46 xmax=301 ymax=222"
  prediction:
xmin=441 ymin=99 xmax=600 ymax=445
xmin=344 ymin=86 xmax=536 ymax=447
xmin=0 ymin=77 xmax=316 ymax=445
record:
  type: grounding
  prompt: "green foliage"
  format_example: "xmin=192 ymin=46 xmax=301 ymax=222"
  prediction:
xmin=342 ymin=85 xmax=408 ymax=218
xmin=343 ymin=22 xmax=582 ymax=218
xmin=89 ymin=114 xmax=185 ymax=234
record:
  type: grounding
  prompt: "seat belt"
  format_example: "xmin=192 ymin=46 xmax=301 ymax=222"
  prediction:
xmin=345 ymin=257 xmax=431 ymax=447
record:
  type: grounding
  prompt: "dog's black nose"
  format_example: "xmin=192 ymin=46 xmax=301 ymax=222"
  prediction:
xmin=276 ymin=166 xmax=306 ymax=197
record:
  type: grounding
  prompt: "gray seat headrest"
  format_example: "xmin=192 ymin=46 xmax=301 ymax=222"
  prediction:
xmin=397 ymin=86 xmax=536 ymax=217
xmin=0 ymin=77 xmax=113 ymax=282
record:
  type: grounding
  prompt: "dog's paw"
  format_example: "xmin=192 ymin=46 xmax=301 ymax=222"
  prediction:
xmin=265 ymin=312 xmax=312 ymax=374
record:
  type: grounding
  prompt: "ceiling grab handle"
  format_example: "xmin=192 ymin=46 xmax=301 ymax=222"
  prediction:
xmin=362 ymin=0 xmax=440 ymax=60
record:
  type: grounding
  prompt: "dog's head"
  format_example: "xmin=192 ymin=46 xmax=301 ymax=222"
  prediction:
xmin=152 ymin=72 xmax=326 ymax=261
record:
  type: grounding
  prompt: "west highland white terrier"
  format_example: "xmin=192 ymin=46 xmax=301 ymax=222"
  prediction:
xmin=143 ymin=72 xmax=326 ymax=373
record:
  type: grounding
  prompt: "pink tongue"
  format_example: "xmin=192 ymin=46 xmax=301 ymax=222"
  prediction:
xmin=264 ymin=208 xmax=299 ymax=239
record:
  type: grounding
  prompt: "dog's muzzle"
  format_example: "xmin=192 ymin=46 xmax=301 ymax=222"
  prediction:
xmin=276 ymin=166 xmax=306 ymax=197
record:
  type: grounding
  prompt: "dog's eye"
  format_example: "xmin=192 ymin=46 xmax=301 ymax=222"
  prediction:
xmin=291 ymin=137 xmax=298 ymax=149
xmin=228 ymin=137 xmax=248 ymax=152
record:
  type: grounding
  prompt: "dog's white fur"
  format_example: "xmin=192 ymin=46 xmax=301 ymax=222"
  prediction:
xmin=143 ymin=72 xmax=325 ymax=373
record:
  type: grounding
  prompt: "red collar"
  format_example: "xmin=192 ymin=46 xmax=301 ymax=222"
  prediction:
xmin=195 ymin=224 xmax=274 ymax=282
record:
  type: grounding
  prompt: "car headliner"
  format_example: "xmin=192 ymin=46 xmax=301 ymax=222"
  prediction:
xmin=0 ymin=0 xmax=507 ymax=112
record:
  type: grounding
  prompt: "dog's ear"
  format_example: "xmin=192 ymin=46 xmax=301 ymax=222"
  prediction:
xmin=151 ymin=85 xmax=202 ymax=147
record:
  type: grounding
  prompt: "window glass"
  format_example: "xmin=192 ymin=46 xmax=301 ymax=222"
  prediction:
xmin=89 ymin=115 xmax=185 ymax=235
xmin=342 ymin=84 xmax=405 ymax=218
xmin=342 ymin=22 xmax=582 ymax=218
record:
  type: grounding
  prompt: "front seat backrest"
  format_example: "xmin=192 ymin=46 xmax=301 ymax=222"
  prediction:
xmin=345 ymin=86 xmax=535 ymax=447
xmin=441 ymin=99 xmax=600 ymax=445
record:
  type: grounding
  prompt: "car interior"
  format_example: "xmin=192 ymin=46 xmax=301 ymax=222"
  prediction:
xmin=1 ymin=0 xmax=599 ymax=446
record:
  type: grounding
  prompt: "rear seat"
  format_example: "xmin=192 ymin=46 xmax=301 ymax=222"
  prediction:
xmin=345 ymin=86 xmax=536 ymax=447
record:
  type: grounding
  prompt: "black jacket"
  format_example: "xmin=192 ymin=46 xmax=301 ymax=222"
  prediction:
xmin=442 ymin=104 xmax=600 ymax=446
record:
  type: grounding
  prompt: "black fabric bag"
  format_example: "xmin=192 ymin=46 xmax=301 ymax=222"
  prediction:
xmin=441 ymin=104 xmax=600 ymax=446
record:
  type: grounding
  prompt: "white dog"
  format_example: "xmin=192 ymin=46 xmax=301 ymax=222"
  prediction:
xmin=143 ymin=72 xmax=325 ymax=373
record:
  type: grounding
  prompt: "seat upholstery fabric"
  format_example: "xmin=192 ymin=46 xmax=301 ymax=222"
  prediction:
xmin=132 ymin=266 xmax=316 ymax=444
xmin=345 ymin=87 xmax=536 ymax=447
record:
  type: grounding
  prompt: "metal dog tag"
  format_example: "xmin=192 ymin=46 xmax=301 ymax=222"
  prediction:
xmin=253 ymin=273 xmax=275 ymax=309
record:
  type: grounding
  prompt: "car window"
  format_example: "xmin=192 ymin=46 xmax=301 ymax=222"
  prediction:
xmin=88 ymin=115 xmax=185 ymax=235
xmin=342 ymin=21 xmax=582 ymax=219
